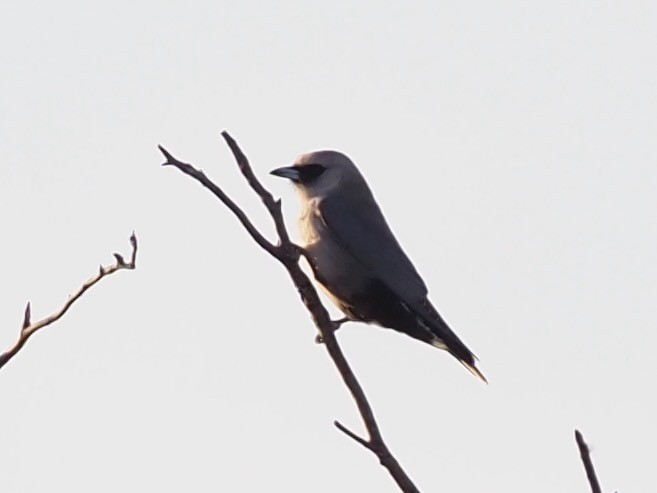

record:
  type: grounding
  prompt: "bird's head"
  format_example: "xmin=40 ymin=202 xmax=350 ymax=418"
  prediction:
xmin=270 ymin=150 xmax=364 ymax=200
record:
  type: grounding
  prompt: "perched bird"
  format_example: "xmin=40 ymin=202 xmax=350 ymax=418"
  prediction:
xmin=271 ymin=151 xmax=486 ymax=382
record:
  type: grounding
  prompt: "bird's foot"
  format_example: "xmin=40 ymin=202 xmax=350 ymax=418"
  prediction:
xmin=314 ymin=317 xmax=350 ymax=344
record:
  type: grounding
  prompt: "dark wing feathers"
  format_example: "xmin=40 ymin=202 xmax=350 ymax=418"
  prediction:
xmin=319 ymin=193 xmax=427 ymax=302
xmin=319 ymin=193 xmax=486 ymax=382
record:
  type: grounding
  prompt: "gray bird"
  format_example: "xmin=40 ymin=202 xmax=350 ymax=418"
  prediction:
xmin=271 ymin=151 xmax=486 ymax=382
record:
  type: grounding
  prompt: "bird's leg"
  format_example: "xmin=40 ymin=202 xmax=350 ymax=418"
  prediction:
xmin=315 ymin=317 xmax=350 ymax=344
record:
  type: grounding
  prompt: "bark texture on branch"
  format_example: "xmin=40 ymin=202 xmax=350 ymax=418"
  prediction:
xmin=160 ymin=133 xmax=421 ymax=493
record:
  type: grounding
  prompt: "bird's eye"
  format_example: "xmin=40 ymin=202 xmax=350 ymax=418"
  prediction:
xmin=298 ymin=164 xmax=326 ymax=183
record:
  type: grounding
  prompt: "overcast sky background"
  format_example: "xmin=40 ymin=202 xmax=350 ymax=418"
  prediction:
xmin=1 ymin=1 xmax=655 ymax=492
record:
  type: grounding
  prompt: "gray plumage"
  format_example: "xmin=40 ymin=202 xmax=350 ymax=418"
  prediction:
xmin=271 ymin=150 xmax=486 ymax=382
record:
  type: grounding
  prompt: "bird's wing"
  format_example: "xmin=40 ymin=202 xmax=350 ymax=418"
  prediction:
xmin=319 ymin=194 xmax=487 ymax=382
xmin=318 ymin=193 xmax=427 ymax=301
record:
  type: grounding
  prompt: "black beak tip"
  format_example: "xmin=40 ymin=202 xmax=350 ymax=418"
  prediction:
xmin=270 ymin=166 xmax=299 ymax=181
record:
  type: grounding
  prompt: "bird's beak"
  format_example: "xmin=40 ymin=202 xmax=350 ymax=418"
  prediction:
xmin=270 ymin=166 xmax=300 ymax=182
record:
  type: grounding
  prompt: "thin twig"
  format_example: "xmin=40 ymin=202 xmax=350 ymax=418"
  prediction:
xmin=334 ymin=420 xmax=371 ymax=450
xmin=160 ymin=134 xmax=420 ymax=493
xmin=159 ymin=145 xmax=281 ymax=258
xmin=221 ymin=131 xmax=293 ymax=247
xmin=0 ymin=233 xmax=138 ymax=370
xmin=575 ymin=429 xmax=603 ymax=493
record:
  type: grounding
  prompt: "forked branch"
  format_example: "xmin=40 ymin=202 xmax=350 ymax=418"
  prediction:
xmin=0 ymin=234 xmax=138 ymax=370
xmin=160 ymin=133 xmax=421 ymax=493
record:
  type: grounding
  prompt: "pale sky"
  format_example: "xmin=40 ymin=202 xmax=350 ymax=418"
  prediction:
xmin=1 ymin=1 xmax=656 ymax=492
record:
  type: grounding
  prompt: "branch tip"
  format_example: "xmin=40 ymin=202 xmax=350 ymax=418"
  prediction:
xmin=113 ymin=253 xmax=126 ymax=266
xmin=129 ymin=233 xmax=138 ymax=265
xmin=158 ymin=144 xmax=180 ymax=167
xmin=334 ymin=420 xmax=371 ymax=450
xmin=575 ymin=429 xmax=603 ymax=493
xmin=22 ymin=302 xmax=31 ymax=329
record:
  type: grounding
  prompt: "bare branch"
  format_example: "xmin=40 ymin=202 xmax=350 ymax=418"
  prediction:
xmin=221 ymin=131 xmax=292 ymax=247
xmin=575 ymin=429 xmax=603 ymax=493
xmin=0 ymin=234 xmax=138 ymax=371
xmin=159 ymin=144 xmax=281 ymax=259
xmin=161 ymin=134 xmax=421 ymax=493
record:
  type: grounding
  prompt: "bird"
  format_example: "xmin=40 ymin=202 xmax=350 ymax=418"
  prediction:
xmin=270 ymin=150 xmax=486 ymax=382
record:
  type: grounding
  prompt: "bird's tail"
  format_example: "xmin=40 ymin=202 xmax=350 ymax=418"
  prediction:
xmin=457 ymin=355 xmax=488 ymax=384
xmin=428 ymin=336 xmax=488 ymax=383
xmin=416 ymin=298 xmax=488 ymax=383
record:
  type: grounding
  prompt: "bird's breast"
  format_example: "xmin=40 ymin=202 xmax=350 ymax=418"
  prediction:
xmin=298 ymin=199 xmax=324 ymax=246
xmin=297 ymin=200 xmax=369 ymax=307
